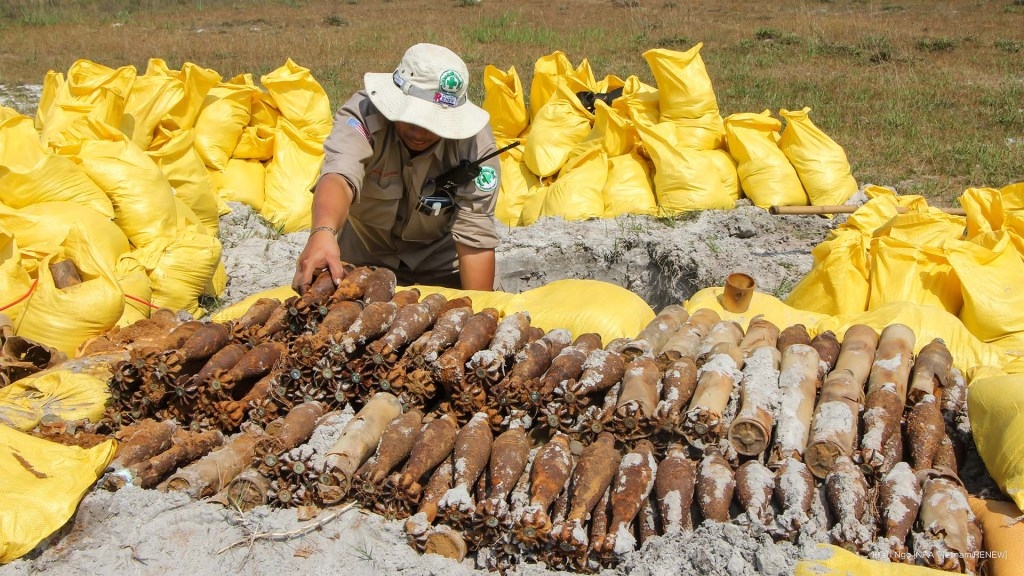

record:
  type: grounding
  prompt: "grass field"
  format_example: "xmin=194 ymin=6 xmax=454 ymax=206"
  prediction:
xmin=1 ymin=0 xmax=1022 ymax=206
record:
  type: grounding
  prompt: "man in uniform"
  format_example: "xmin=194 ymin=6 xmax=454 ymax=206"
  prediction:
xmin=292 ymin=43 xmax=501 ymax=293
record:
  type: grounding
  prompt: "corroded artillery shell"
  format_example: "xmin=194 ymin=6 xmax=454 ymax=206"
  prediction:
xmin=654 ymin=442 xmax=695 ymax=534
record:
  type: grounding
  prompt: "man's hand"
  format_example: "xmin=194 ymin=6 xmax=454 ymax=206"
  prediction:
xmin=292 ymin=229 xmax=346 ymax=294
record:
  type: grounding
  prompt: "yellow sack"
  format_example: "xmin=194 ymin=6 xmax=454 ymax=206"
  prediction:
xmin=232 ymin=124 xmax=275 ymax=161
xmin=494 ymin=138 xmax=539 ymax=227
xmin=684 ymin=286 xmax=828 ymax=333
xmin=152 ymin=59 xmax=222 ymax=131
xmin=724 ymin=110 xmax=808 ymax=208
xmin=147 ymin=127 xmax=220 ymax=236
xmin=135 ymin=230 xmax=223 ymax=317
xmin=523 ymin=81 xmax=594 ymax=178
xmin=945 ymin=231 xmax=1024 ymax=343
xmin=610 ymin=75 xmax=660 ymax=128
xmin=815 ymin=301 xmax=1007 ymax=374
xmin=960 ymin=186 xmax=1003 ymax=240
xmin=193 ymin=74 xmax=254 ymax=171
xmin=121 ymin=58 xmax=186 ymax=150
xmin=778 ymin=107 xmax=858 ymax=206
xmin=670 ymin=113 xmax=726 ymax=151
xmin=40 ymin=59 xmax=136 ymax=146
xmin=262 ymin=117 xmax=318 ymax=234
xmin=0 ymin=113 xmax=114 ymax=218
xmin=482 ymin=64 xmax=529 ymax=140
xmin=205 ymin=260 xmax=228 ymax=299
xmin=114 ymin=252 xmax=153 ymax=326
xmin=529 ymin=51 xmax=578 ymax=118
xmin=868 ymin=236 xmax=962 ymax=314
xmin=212 ymin=158 xmax=266 ymax=212
xmin=0 ymin=242 xmax=32 ymax=325
xmin=507 ymin=279 xmax=655 ymax=344
xmin=969 ymin=498 xmax=1024 ymax=576
xmin=873 ymin=209 xmax=966 ymax=246
xmin=209 ymin=285 xmax=299 ymax=323
xmin=34 ymin=70 xmax=63 ymax=131
xmin=705 ymin=148 xmax=741 ymax=202
xmin=518 ymin=182 xmax=551 ymax=227
xmin=55 ymin=118 xmax=178 ymax=249
xmin=0 ymin=370 xmax=109 ymax=431
xmin=796 ymin=543 xmax=957 ymax=576
xmin=0 ymin=201 xmax=130 ymax=276
xmin=785 ymin=230 xmax=870 ymax=316
xmin=250 ymin=89 xmax=282 ymax=131
xmin=0 ymin=424 xmax=116 ymax=563
xmin=635 ymin=120 xmax=730 ymax=213
xmin=642 ymin=44 xmax=720 ymax=121
xmin=603 ymin=151 xmax=657 ymax=218
xmin=540 ymin=145 xmax=607 ymax=221
xmin=16 ymin=245 xmax=125 ymax=356
xmin=967 ymin=373 xmax=1024 ymax=510
xmin=260 ymin=58 xmax=332 ymax=141
xmin=571 ymin=100 xmax=635 ymax=161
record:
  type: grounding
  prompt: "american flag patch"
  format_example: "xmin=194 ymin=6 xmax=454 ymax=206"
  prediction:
xmin=346 ymin=117 xmax=370 ymax=142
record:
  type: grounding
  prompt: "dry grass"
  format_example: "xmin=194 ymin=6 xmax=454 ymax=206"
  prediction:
xmin=1 ymin=0 xmax=1022 ymax=204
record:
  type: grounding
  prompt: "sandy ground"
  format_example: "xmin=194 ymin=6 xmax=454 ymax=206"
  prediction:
xmin=0 ymin=198 xmax=1002 ymax=575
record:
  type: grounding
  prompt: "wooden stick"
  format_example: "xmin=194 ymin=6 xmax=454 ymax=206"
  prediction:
xmin=769 ymin=204 xmax=966 ymax=216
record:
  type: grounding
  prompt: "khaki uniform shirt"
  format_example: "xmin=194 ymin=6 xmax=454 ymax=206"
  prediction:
xmin=317 ymin=91 xmax=500 ymax=275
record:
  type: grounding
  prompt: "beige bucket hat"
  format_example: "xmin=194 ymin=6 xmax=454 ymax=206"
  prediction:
xmin=364 ymin=43 xmax=490 ymax=140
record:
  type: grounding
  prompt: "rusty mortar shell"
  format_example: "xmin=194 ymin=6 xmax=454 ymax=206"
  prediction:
xmin=539 ymin=333 xmax=603 ymax=398
xmin=297 ymin=269 xmax=340 ymax=310
xmin=654 ymin=442 xmax=696 ymax=534
xmin=230 ymin=297 xmax=281 ymax=336
xmin=599 ymin=439 xmax=657 ymax=555
xmin=318 ymin=300 xmax=364 ymax=335
xmin=127 ymin=428 xmax=224 ymax=489
xmin=659 ymin=307 xmax=720 ymax=363
xmin=341 ymin=301 xmax=398 ymax=355
xmin=909 ymin=337 xmax=953 ymax=404
xmin=414 ymin=306 xmax=474 ymax=365
xmin=728 ymin=345 xmax=782 ymax=457
xmin=356 ymin=408 xmax=424 ymax=488
xmin=809 ymin=330 xmax=841 ymax=379
xmin=772 ymin=456 xmax=814 ymax=540
xmin=914 ymin=468 xmax=980 ymax=573
xmin=696 ymin=449 xmax=735 ymax=523
xmin=832 ymin=324 xmax=879 ymax=386
xmin=805 ymin=368 xmax=864 ymax=480
xmin=404 ymin=457 xmax=454 ymax=544
xmin=776 ymin=323 xmax=812 ymax=354
xmin=906 ymin=393 xmax=945 ymax=472
xmin=867 ymin=323 xmax=916 ymax=402
xmin=389 ymin=288 xmax=421 ymax=308
xmin=738 ymin=315 xmax=781 ymax=357
xmin=735 ymin=459 xmax=775 ymax=526
xmin=698 ymin=320 xmax=744 ymax=358
xmin=824 ymin=455 xmax=873 ymax=553
xmin=769 ymin=343 xmax=820 ymax=465
xmin=571 ymin=348 xmax=627 ymax=398
xmin=434 ymin=308 xmax=500 ymax=390
xmin=623 ymin=304 xmax=689 ymax=360
xmin=857 ymin=384 xmax=904 ymax=476
xmin=221 ymin=467 xmax=271 ymax=512
xmin=329 ymin=266 xmax=374 ymax=303
xmin=173 ymin=321 xmax=230 ymax=364
xmin=876 ymin=461 xmax=921 ymax=562
xmin=683 ymin=342 xmax=744 ymax=448
xmin=361 ymin=267 xmax=398 ymax=304
xmin=653 ymin=357 xmax=698 ymax=430
xmin=398 ymin=413 xmax=458 ymax=498
xmin=188 ymin=343 xmax=248 ymax=389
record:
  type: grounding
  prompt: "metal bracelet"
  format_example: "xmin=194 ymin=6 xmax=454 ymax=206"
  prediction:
xmin=310 ymin=226 xmax=338 ymax=236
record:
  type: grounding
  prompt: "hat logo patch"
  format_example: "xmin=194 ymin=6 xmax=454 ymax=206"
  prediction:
xmin=475 ymin=166 xmax=498 ymax=192
xmin=438 ymin=69 xmax=464 ymax=94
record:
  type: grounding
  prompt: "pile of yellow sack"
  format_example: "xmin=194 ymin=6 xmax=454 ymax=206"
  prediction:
xmin=486 ymin=44 xmax=859 ymax=226
xmin=0 ymin=57 xmax=332 ymax=355
xmin=785 ymin=182 xmax=1024 ymax=358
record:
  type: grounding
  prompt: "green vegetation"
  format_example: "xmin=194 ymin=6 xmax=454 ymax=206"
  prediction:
xmin=0 ymin=0 xmax=1021 ymax=205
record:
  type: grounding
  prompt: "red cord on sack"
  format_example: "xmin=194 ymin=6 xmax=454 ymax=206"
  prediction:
xmin=125 ymin=293 xmax=161 ymax=310
xmin=0 ymin=279 xmax=38 ymax=312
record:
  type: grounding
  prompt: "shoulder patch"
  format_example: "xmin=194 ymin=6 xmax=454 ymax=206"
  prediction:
xmin=474 ymin=165 xmax=499 ymax=193
xmin=345 ymin=117 xmax=370 ymax=142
